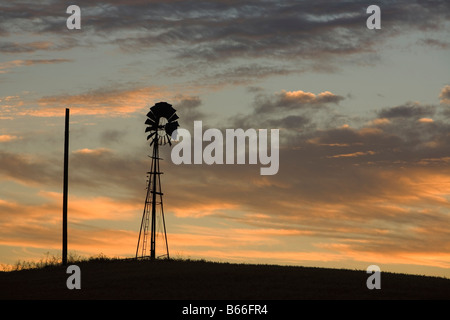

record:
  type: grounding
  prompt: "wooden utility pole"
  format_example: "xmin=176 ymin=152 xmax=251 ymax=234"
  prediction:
xmin=62 ymin=108 xmax=69 ymax=266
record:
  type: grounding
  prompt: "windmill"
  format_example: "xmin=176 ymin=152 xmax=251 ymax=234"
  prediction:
xmin=136 ymin=102 xmax=179 ymax=259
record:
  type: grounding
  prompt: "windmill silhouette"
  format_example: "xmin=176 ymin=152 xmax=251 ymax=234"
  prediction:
xmin=136 ymin=102 xmax=179 ymax=259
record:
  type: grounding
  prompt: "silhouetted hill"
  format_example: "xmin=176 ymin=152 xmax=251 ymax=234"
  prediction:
xmin=1 ymin=258 xmax=449 ymax=300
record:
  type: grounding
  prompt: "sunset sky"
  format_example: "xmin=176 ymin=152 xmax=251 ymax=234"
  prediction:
xmin=1 ymin=0 xmax=449 ymax=278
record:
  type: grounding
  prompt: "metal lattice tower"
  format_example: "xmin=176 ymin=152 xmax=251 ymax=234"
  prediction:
xmin=136 ymin=102 xmax=179 ymax=259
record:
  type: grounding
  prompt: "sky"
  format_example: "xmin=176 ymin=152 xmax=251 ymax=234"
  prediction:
xmin=0 ymin=0 xmax=449 ymax=278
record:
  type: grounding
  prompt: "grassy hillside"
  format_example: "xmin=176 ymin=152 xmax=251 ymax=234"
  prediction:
xmin=1 ymin=258 xmax=449 ymax=300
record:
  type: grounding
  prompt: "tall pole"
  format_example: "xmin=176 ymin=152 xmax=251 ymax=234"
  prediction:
xmin=62 ymin=108 xmax=69 ymax=266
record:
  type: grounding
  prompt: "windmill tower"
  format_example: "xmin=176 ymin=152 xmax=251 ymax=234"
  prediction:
xmin=136 ymin=102 xmax=179 ymax=259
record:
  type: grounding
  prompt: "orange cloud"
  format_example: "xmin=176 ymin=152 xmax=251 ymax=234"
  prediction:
xmin=0 ymin=95 xmax=24 ymax=119
xmin=64 ymin=228 xmax=137 ymax=257
xmin=171 ymin=203 xmax=239 ymax=218
xmin=280 ymin=90 xmax=343 ymax=104
xmin=358 ymin=127 xmax=383 ymax=135
xmin=40 ymin=191 xmax=141 ymax=222
xmin=327 ymin=150 xmax=376 ymax=158
xmin=316 ymin=242 xmax=450 ymax=270
xmin=72 ymin=148 xmax=112 ymax=156
xmin=36 ymin=86 xmax=169 ymax=117
xmin=369 ymin=118 xmax=391 ymax=126
xmin=439 ymin=85 xmax=450 ymax=104
xmin=251 ymin=176 xmax=291 ymax=188
xmin=0 ymin=59 xmax=72 ymax=74
xmin=0 ymin=190 xmax=145 ymax=263
xmin=306 ymin=137 xmax=350 ymax=147
xmin=0 ymin=135 xmax=19 ymax=142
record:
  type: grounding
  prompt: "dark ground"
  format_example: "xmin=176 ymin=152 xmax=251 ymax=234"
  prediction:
xmin=1 ymin=258 xmax=449 ymax=300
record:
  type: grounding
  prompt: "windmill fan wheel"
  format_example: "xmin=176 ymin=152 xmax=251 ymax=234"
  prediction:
xmin=145 ymin=102 xmax=179 ymax=146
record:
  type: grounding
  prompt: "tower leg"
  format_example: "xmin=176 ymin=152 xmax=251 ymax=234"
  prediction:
xmin=150 ymin=133 xmax=158 ymax=259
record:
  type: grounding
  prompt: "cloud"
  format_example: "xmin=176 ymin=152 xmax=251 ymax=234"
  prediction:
xmin=1 ymin=0 xmax=450 ymax=273
xmin=41 ymin=191 xmax=141 ymax=222
xmin=226 ymin=88 xmax=344 ymax=134
xmin=254 ymin=90 xmax=345 ymax=115
xmin=172 ymin=95 xmax=209 ymax=125
xmin=174 ymin=95 xmax=201 ymax=110
xmin=327 ymin=150 xmax=376 ymax=158
xmin=439 ymin=85 xmax=450 ymax=104
xmin=0 ymin=94 xmax=25 ymax=119
xmin=154 ymin=86 xmax=450 ymax=273
xmin=2 ymin=1 xmax=448 ymax=69
xmin=377 ymin=102 xmax=436 ymax=119
xmin=0 ymin=38 xmax=81 ymax=54
xmin=34 ymin=85 xmax=168 ymax=117
xmin=0 ymin=41 xmax=53 ymax=53
xmin=0 ymin=191 xmax=141 ymax=261
xmin=418 ymin=38 xmax=450 ymax=49
xmin=0 ymin=146 xmax=142 ymax=202
xmin=99 ymin=130 xmax=125 ymax=145
xmin=163 ymin=155 xmax=450 ymax=270
xmin=172 ymin=203 xmax=239 ymax=218
xmin=283 ymin=90 xmax=344 ymax=104
xmin=197 ymin=63 xmax=298 ymax=88
xmin=0 ymin=151 xmax=60 ymax=187
xmin=1 ymin=88 xmax=450 ymax=273
xmin=0 ymin=59 xmax=72 ymax=74
xmin=0 ymin=135 xmax=20 ymax=142
xmin=14 ymin=87 xmax=450 ymax=273
xmin=0 ymin=85 xmax=172 ymax=118
xmin=73 ymin=148 xmax=112 ymax=156
xmin=267 ymin=115 xmax=310 ymax=129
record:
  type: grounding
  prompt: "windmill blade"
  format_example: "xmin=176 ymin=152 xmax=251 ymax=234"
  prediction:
xmin=167 ymin=113 xmax=179 ymax=122
xmin=164 ymin=121 xmax=179 ymax=136
xmin=146 ymin=111 xmax=157 ymax=123
xmin=145 ymin=124 xmax=159 ymax=132
xmin=145 ymin=118 xmax=156 ymax=126
xmin=151 ymin=102 xmax=176 ymax=120
xmin=147 ymin=131 xmax=156 ymax=141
